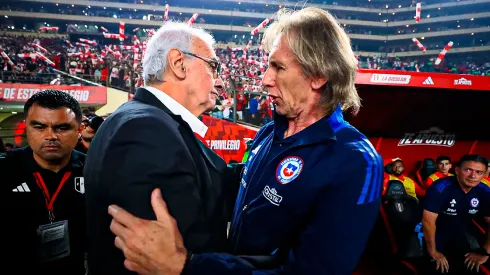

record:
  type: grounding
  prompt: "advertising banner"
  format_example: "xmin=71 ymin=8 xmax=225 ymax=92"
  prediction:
xmin=356 ymin=69 xmax=490 ymax=91
xmin=199 ymin=115 xmax=258 ymax=164
xmin=0 ymin=84 xmax=107 ymax=105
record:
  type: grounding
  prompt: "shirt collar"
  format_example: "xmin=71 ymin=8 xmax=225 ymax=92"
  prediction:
xmin=273 ymin=104 xmax=346 ymax=144
xmin=23 ymin=146 xmax=83 ymax=173
xmin=144 ymin=86 xmax=208 ymax=138
xmin=395 ymin=174 xmax=406 ymax=181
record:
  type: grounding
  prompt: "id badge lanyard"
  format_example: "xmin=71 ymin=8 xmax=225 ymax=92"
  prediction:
xmin=33 ymin=172 xmax=72 ymax=223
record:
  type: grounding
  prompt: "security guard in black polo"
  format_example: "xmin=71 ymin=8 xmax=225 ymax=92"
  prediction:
xmin=0 ymin=90 xmax=86 ymax=275
xmin=423 ymin=154 xmax=490 ymax=274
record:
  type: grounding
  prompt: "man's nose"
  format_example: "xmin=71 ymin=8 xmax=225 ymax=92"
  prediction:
xmin=214 ymin=77 xmax=225 ymax=89
xmin=45 ymin=128 xmax=58 ymax=140
xmin=262 ymin=67 xmax=274 ymax=88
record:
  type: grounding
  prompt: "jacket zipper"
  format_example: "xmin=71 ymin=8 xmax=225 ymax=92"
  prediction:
xmin=231 ymin=199 xmax=270 ymax=252
xmin=229 ymin=134 xmax=274 ymax=242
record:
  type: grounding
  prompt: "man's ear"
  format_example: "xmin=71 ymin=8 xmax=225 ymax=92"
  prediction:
xmin=78 ymin=124 xmax=84 ymax=137
xmin=311 ymin=77 xmax=328 ymax=90
xmin=167 ymin=49 xmax=186 ymax=79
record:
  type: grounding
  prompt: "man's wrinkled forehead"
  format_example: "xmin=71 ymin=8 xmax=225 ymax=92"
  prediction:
xmin=193 ymin=37 xmax=217 ymax=58
xmin=461 ymin=161 xmax=486 ymax=170
xmin=270 ymin=32 xmax=288 ymax=54
xmin=272 ymin=36 xmax=282 ymax=50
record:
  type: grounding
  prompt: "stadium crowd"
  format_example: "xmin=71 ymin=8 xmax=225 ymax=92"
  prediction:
xmin=2 ymin=2 xmax=489 ymax=36
xmin=5 ymin=0 xmax=478 ymax=20
xmin=1 ymin=32 xmax=489 ymax=126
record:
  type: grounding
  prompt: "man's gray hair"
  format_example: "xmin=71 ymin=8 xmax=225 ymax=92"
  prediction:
xmin=143 ymin=21 xmax=215 ymax=85
xmin=263 ymin=8 xmax=361 ymax=114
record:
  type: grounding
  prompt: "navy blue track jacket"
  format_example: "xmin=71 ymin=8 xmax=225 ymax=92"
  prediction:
xmin=186 ymin=105 xmax=383 ymax=274
xmin=424 ymin=176 xmax=490 ymax=252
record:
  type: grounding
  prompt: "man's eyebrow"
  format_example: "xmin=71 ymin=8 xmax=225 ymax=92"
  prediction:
xmin=55 ymin=123 xmax=74 ymax=128
xmin=465 ymin=167 xmax=485 ymax=173
xmin=270 ymin=59 xmax=286 ymax=66
xmin=29 ymin=121 xmax=74 ymax=128
xmin=29 ymin=120 xmax=46 ymax=126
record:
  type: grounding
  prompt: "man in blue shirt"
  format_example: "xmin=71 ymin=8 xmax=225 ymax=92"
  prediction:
xmin=423 ymin=154 xmax=490 ymax=274
xmin=107 ymin=7 xmax=383 ymax=274
xmin=249 ymin=94 xmax=261 ymax=125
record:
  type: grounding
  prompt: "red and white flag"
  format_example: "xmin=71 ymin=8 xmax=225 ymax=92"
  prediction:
xmin=412 ymin=38 xmax=426 ymax=51
xmin=187 ymin=13 xmax=199 ymax=26
xmin=119 ymin=21 xmax=125 ymax=41
xmin=164 ymin=4 xmax=169 ymax=21
xmin=36 ymin=52 xmax=55 ymax=67
xmin=251 ymin=17 xmax=272 ymax=35
xmin=39 ymin=26 xmax=59 ymax=32
xmin=103 ymin=33 xmax=121 ymax=39
xmin=415 ymin=3 xmax=421 ymax=23
xmin=435 ymin=41 xmax=454 ymax=65
xmin=32 ymin=43 xmax=48 ymax=53
xmin=79 ymin=38 xmax=97 ymax=46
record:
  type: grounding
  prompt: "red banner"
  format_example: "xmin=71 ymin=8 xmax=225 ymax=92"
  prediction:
xmin=356 ymin=69 xmax=490 ymax=91
xmin=0 ymin=84 xmax=107 ymax=105
xmin=199 ymin=115 xmax=258 ymax=163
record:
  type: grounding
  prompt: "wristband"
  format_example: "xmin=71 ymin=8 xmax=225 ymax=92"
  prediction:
xmin=475 ymin=248 xmax=490 ymax=257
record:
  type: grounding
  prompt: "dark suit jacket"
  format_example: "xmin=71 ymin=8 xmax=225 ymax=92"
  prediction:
xmin=84 ymin=88 xmax=230 ymax=275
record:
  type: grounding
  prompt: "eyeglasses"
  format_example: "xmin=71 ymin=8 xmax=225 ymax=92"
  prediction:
xmin=182 ymin=50 xmax=221 ymax=79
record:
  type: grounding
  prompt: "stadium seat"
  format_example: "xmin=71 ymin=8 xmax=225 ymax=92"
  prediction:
xmin=383 ymin=180 xmax=424 ymax=258
xmin=379 ymin=180 xmax=426 ymax=274
xmin=384 ymin=163 xmax=394 ymax=174
xmin=416 ymin=158 xmax=437 ymax=186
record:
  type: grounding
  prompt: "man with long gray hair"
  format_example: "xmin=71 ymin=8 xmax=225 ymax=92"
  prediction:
xmin=107 ymin=7 xmax=383 ymax=274
xmin=84 ymin=22 xmax=229 ymax=275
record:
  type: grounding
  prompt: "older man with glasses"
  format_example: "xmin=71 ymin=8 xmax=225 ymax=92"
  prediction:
xmin=83 ymin=22 xmax=229 ymax=275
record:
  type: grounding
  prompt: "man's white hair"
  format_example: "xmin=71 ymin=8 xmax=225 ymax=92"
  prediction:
xmin=143 ymin=21 xmax=215 ymax=85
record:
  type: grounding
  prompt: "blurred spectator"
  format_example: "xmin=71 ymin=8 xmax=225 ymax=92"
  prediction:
xmin=4 ymin=143 xmax=14 ymax=151
xmin=383 ymin=158 xmax=426 ymax=200
xmin=0 ymin=137 xmax=5 ymax=153
xmin=249 ymin=93 xmax=261 ymax=125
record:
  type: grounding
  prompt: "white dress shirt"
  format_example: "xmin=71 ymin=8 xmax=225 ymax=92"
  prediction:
xmin=144 ymin=86 xmax=208 ymax=138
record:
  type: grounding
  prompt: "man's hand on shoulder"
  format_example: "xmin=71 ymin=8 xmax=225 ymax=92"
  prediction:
xmin=109 ymin=189 xmax=187 ymax=275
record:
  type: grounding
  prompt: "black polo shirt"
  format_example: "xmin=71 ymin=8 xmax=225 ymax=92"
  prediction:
xmin=75 ymin=138 xmax=88 ymax=154
xmin=424 ymin=176 xmax=490 ymax=252
xmin=0 ymin=146 xmax=86 ymax=275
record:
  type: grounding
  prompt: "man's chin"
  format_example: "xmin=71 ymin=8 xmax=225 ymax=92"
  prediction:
xmin=275 ymin=108 xmax=287 ymax=117
xmin=466 ymin=180 xmax=481 ymax=187
xmin=81 ymin=136 xmax=94 ymax=142
xmin=40 ymin=153 xmax=65 ymax=162
xmin=210 ymin=93 xmax=219 ymax=100
xmin=204 ymin=103 xmax=216 ymax=113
